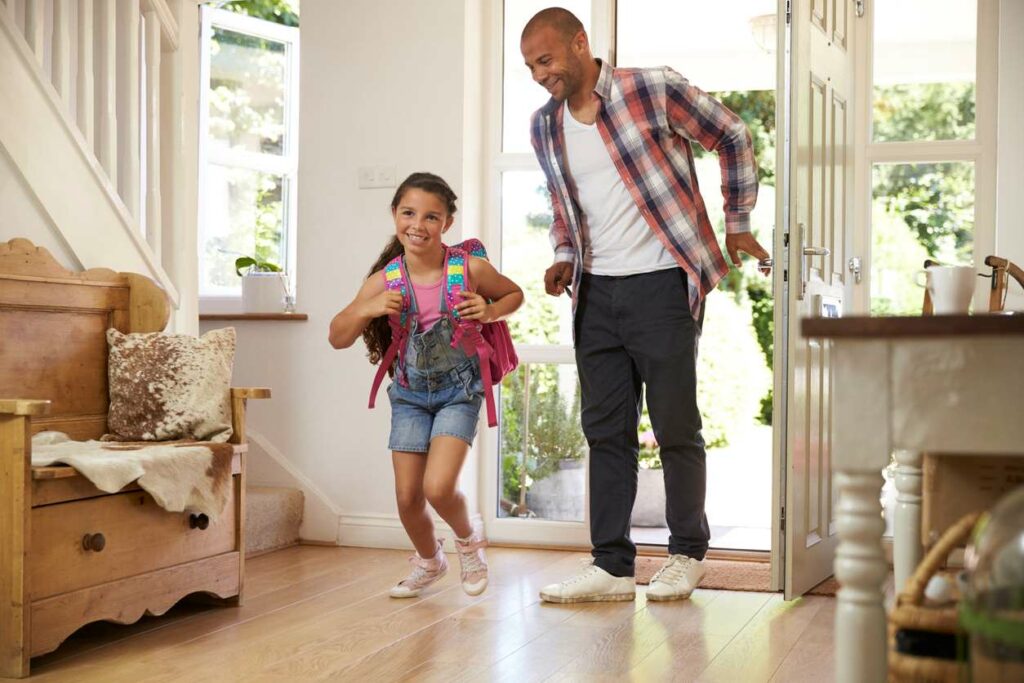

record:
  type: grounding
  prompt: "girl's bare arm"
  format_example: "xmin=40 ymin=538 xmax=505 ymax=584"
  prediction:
xmin=328 ymin=270 xmax=398 ymax=349
xmin=455 ymin=257 xmax=524 ymax=323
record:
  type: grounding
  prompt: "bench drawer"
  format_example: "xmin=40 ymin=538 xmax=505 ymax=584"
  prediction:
xmin=30 ymin=481 xmax=237 ymax=600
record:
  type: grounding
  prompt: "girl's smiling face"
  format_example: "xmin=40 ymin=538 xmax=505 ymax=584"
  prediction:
xmin=392 ymin=188 xmax=453 ymax=255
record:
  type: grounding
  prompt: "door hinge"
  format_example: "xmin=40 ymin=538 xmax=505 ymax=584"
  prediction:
xmin=780 ymin=506 xmax=787 ymax=532
xmin=786 ymin=0 xmax=792 ymax=24
xmin=855 ymin=0 xmax=866 ymax=18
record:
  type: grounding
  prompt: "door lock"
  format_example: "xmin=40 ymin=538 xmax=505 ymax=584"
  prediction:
xmin=848 ymin=257 xmax=862 ymax=284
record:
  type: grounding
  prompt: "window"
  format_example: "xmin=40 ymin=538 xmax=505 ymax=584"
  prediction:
xmin=865 ymin=0 xmax=995 ymax=315
xmin=198 ymin=7 xmax=300 ymax=306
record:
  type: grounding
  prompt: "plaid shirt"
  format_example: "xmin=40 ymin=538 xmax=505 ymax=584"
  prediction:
xmin=529 ymin=60 xmax=758 ymax=319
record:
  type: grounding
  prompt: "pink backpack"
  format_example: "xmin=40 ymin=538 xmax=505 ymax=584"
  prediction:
xmin=368 ymin=239 xmax=519 ymax=428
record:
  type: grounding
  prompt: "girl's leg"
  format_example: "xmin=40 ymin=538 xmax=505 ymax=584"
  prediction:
xmin=422 ymin=436 xmax=473 ymax=538
xmin=392 ymin=450 xmax=438 ymax=558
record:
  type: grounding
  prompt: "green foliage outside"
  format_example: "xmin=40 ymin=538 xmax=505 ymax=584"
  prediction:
xmin=220 ymin=0 xmax=299 ymax=27
xmin=870 ymin=83 xmax=977 ymax=314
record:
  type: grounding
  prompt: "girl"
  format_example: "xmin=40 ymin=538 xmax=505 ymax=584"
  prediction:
xmin=329 ymin=172 xmax=524 ymax=598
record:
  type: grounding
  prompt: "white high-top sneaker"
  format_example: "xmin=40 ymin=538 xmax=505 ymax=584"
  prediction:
xmin=645 ymin=554 xmax=706 ymax=601
xmin=539 ymin=561 xmax=636 ymax=604
xmin=389 ymin=540 xmax=448 ymax=598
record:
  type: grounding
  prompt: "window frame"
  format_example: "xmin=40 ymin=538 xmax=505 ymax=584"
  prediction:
xmin=197 ymin=7 xmax=300 ymax=312
xmin=851 ymin=0 xmax=999 ymax=315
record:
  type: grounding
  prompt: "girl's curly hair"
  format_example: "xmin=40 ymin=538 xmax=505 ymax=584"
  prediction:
xmin=362 ymin=172 xmax=458 ymax=370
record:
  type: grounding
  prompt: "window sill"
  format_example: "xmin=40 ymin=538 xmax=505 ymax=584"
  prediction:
xmin=199 ymin=313 xmax=309 ymax=322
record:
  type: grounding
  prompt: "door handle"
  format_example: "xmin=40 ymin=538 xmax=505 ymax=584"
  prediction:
xmin=803 ymin=246 xmax=830 ymax=257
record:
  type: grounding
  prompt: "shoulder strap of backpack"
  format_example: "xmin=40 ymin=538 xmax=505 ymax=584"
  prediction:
xmin=368 ymin=255 xmax=412 ymax=409
xmin=444 ymin=246 xmax=500 ymax=427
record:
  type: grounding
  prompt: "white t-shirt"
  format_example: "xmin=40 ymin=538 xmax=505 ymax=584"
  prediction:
xmin=562 ymin=101 xmax=678 ymax=276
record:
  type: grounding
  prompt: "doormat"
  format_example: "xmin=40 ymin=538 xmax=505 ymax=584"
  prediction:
xmin=635 ymin=557 xmax=839 ymax=596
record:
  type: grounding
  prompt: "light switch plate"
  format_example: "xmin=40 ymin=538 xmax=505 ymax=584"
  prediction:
xmin=358 ymin=165 xmax=397 ymax=189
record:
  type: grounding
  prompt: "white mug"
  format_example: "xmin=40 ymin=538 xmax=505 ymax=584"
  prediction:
xmin=919 ymin=265 xmax=976 ymax=315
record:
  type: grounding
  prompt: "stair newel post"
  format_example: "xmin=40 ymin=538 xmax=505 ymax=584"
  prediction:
xmin=96 ymin=0 xmax=118 ymax=186
xmin=76 ymin=0 xmax=94 ymax=147
xmin=116 ymin=0 xmax=140 ymax=219
xmin=53 ymin=0 xmax=71 ymax=101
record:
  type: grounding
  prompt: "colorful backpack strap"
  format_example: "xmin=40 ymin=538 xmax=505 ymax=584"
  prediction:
xmin=368 ymin=255 xmax=413 ymax=409
xmin=445 ymin=247 xmax=500 ymax=427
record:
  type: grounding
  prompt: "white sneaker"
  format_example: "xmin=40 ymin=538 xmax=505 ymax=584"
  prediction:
xmin=389 ymin=540 xmax=448 ymax=598
xmin=646 ymin=554 xmax=706 ymax=601
xmin=539 ymin=561 xmax=636 ymax=604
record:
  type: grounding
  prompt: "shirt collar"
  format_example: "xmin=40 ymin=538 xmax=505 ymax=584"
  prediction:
xmin=593 ymin=59 xmax=613 ymax=100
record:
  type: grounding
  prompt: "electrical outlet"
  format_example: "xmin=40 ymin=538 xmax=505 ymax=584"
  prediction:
xmin=357 ymin=165 xmax=397 ymax=189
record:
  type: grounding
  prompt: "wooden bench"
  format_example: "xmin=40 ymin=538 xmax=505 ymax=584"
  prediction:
xmin=0 ymin=238 xmax=269 ymax=678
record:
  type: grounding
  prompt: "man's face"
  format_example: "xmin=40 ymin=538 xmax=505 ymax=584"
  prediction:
xmin=521 ymin=25 xmax=585 ymax=102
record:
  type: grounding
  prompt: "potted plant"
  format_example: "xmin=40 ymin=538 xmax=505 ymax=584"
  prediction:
xmin=633 ymin=428 xmax=667 ymax=527
xmin=235 ymin=255 xmax=289 ymax=313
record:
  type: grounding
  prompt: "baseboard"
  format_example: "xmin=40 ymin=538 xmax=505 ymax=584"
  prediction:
xmin=337 ymin=512 xmax=483 ymax=553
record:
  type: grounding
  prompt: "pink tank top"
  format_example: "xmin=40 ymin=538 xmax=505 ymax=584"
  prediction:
xmin=412 ymin=278 xmax=444 ymax=331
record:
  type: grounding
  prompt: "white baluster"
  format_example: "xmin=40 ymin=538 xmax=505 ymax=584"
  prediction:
xmin=144 ymin=9 xmax=160 ymax=258
xmin=76 ymin=0 xmax=94 ymax=147
xmin=24 ymin=0 xmax=43 ymax=61
xmin=116 ymin=0 xmax=140 ymax=219
xmin=834 ymin=470 xmax=888 ymax=683
xmin=96 ymin=0 xmax=117 ymax=187
xmin=893 ymin=449 xmax=923 ymax=594
xmin=52 ymin=0 xmax=71 ymax=101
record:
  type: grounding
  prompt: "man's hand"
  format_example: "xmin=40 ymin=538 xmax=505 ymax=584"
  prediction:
xmin=725 ymin=233 xmax=772 ymax=275
xmin=544 ymin=262 xmax=573 ymax=296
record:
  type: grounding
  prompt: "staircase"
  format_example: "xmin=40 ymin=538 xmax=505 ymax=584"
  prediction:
xmin=246 ymin=486 xmax=304 ymax=556
xmin=0 ymin=0 xmax=199 ymax=329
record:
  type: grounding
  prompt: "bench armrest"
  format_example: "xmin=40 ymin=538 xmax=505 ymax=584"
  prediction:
xmin=231 ymin=387 xmax=271 ymax=400
xmin=0 ymin=399 xmax=50 ymax=417
xmin=228 ymin=388 xmax=271 ymax=444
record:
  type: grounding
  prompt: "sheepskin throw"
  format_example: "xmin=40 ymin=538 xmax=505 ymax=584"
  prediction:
xmin=105 ymin=327 xmax=236 ymax=442
xmin=31 ymin=432 xmax=234 ymax=519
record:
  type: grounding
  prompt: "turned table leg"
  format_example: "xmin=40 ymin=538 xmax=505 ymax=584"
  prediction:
xmin=893 ymin=449 xmax=923 ymax=594
xmin=834 ymin=470 xmax=888 ymax=683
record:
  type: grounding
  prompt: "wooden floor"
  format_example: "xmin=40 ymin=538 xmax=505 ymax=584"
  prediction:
xmin=29 ymin=545 xmax=837 ymax=682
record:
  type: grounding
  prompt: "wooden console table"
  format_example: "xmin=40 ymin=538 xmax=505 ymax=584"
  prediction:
xmin=801 ymin=315 xmax=1024 ymax=683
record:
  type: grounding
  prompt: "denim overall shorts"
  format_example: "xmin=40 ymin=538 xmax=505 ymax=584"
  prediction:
xmin=387 ymin=288 xmax=484 ymax=452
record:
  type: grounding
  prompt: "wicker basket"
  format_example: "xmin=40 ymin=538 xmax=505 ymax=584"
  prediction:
xmin=888 ymin=512 xmax=981 ymax=683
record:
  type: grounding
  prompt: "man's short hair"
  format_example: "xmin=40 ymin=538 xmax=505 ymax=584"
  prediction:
xmin=521 ymin=7 xmax=585 ymax=43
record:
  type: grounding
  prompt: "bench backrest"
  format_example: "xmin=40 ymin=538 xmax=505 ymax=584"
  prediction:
xmin=0 ymin=238 xmax=169 ymax=439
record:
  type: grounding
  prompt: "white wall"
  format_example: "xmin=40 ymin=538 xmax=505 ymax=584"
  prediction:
xmin=0 ymin=143 xmax=79 ymax=269
xmin=201 ymin=0 xmax=471 ymax=545
xmin=997 ymin=0 xmax=1024 ymax=310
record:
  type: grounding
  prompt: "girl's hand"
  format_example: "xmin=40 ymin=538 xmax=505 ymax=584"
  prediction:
xmin=456 ymin=290 xmax=492 ymax=322
xmin=363 ymin=290 xmax=404 ymax=318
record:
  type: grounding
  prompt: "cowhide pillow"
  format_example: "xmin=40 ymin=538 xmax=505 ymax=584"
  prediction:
xmin=105 ymin=327 xmax=236 ymax=442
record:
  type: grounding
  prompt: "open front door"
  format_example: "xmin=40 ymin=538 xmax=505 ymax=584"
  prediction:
xmin=779 ymin=0 xmax=856 ymax=599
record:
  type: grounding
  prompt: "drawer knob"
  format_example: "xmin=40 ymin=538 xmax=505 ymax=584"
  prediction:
xmin=82 ymin=533 xmax=106 ymax=552
xmin=189 ymin=513 xmax=210 ymax=530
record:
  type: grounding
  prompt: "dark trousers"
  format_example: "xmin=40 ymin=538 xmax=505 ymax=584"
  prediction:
xmin=575 ymin=268 xmax=710 ymax=577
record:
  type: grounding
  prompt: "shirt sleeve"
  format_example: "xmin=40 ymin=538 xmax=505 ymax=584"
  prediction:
xmin=662 ymin=67 xmax=759 ymax=234
xmin=530 ymin=112 xmax=577 ymax=265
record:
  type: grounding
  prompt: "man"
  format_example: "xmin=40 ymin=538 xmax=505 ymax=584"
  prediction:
xmin=522 ymin=8 xmax=770 ymax=603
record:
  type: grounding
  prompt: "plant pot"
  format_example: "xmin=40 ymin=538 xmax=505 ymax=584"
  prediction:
xmin=632 ymin=467 xmax=667 ymax=527
xmin=241 ymin=272 xmax=288 ymax=313
xmin=524 ymin=458 xmax=585 ymax=521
